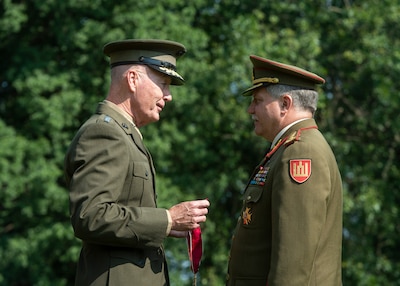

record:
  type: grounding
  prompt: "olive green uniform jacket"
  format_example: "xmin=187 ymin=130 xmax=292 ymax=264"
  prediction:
xmin=227 ymin=119 xmax=342 ymax=286
xmin=64 ymin=102 xmax=170 ymax=286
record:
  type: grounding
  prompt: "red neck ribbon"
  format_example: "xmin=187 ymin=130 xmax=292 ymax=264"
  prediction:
xmin=187 ymin=227 xmax=202 ymax=275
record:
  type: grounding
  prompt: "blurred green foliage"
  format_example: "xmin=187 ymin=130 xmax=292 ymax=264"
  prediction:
xmin=1 ymin=0 xmax=399 ymax=285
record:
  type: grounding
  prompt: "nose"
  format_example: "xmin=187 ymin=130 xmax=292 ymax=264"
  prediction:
xmin=163 ymin=88 xmax=172 ymax=102
xmin=164 ymin=94 xmax=172 ymax=102
xmin=247 ymin=102 xmax=254 ymax=114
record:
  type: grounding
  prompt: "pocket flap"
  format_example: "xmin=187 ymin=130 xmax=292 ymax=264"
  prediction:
xmin=133 ymin=162 xmax=150 ymax=180
xmin=110 ymin=249 xmax=146 ymax=268
xmin=242 ymin=185 xmax=263 ymax=203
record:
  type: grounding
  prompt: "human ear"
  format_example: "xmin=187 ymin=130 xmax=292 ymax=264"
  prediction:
xmin=281 ymin=94 xmax=292 ymax=110
xmin=127 ymin=69 xmax=139 ymax=92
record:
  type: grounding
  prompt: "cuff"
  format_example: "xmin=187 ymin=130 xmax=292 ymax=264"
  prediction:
xmin=165 ymin=210 xmax=172 ymax=235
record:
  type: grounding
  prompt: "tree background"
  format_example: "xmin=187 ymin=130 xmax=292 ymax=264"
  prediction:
xmin=1 ymin=0 xmax=399 ymax=285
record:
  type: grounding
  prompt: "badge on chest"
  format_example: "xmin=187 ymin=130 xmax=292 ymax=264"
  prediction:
xmin=250 ymin=166 xmax=270 ymax=186
xmin=242 ymin=207 xmax=252 ymax=225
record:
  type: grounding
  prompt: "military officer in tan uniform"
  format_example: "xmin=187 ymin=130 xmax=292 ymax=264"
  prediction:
xmin=227 ymin=55 xmax=342 ymax=286
xmin=64 ymin=39 xmax=210 ymax=286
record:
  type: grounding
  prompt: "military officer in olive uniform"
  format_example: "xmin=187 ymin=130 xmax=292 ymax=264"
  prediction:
xmin=226 ymin=55 xmax=342 ymax=286
xmin=64 ymin=39 xmax=209 ymax=286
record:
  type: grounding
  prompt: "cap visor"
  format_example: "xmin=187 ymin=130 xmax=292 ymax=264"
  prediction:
xmin=242 ymin=83 xmax=264 ymax=96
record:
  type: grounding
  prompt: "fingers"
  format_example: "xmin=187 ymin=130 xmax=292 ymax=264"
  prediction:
xmin=185 ymin=199 xmax=210 ymax=217
xmin=186 ymin=204 xmax=209 ymax=217
xmin=188 ymin=199 xmax=210 ymax=209
xmin=169 ymin=199 xmax=210 ymax=232
xmin=189 ymin=213 xmax=207 ymax=225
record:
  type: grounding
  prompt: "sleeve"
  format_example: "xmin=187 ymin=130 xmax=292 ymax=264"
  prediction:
xmin=66 ymin=121 xmax=169 ymax=249
xmin=268 ymin=141 xmax=331 ymax=285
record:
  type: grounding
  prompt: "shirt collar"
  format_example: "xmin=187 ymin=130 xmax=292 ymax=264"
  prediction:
xmin=270 ymin=118 xmax=309 ymax=150
xmin=103 ymin=100 xmax=143 ymax=139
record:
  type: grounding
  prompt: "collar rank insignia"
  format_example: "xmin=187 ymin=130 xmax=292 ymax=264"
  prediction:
xmin=250 ymin=166 xmax=269 ymax=186
xmin=284 ymin=131 xmax=299 ymax=147
xmin=289 ymin=159 xmax=311 ymax=183
xmin=284 ymin=126 xmax=318 ymax=147
xmin=242 ymin=207 xmax=252 ymax=225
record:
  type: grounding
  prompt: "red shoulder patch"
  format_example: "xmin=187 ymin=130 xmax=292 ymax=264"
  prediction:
xmin=289 ymin=159 xmax=311 ymax=183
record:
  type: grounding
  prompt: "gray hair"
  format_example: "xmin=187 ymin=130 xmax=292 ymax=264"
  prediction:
xmin=266 ymin=84 xmax=319 ymax=114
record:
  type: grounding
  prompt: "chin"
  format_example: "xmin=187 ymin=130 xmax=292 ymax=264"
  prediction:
xmin=151 ymin=115 xmax=160 ymax=123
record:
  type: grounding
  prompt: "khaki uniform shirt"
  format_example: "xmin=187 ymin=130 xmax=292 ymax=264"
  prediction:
xmin=227 ymin=119 xmax=343 ymax=286
xmin=64 ymin=101 xmax=170 ymax=286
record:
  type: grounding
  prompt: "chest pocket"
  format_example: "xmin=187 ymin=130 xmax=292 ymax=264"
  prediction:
xmin=128 ymin=161 xmax=153 ymax=205
xmin=240 ymin=185 xmax=265 ymax=228
xmin=243 ymin=185 xmax=263 ymax=203
xmin=133 ymin=161 xmax=150 ymax=180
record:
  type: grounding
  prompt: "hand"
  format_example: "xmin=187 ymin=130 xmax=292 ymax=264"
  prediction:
xmin=168 ymin=199 xmax=210 ymax=232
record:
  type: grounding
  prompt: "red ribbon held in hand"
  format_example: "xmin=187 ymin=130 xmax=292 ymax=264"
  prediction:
xmin=187 ymin=227 xmax=202 ymax=284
